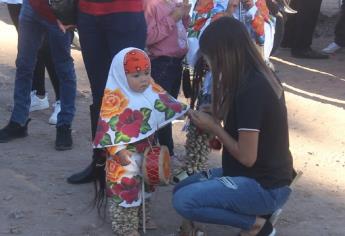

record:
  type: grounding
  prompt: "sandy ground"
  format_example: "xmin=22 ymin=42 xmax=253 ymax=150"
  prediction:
xmin=0 ymin=1 xmax=344 ymax=236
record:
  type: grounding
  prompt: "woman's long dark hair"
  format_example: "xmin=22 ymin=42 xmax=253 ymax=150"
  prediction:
xmin=199 ymin=17 xmax=283 ymax=122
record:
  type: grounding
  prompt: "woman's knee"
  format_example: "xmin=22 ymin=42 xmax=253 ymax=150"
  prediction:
xmin=172 ymin=189 xmax=194 ymax=219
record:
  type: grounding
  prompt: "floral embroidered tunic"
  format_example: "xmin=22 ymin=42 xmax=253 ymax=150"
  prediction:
xmin=93 ymin=48 xmax=188 ymax=207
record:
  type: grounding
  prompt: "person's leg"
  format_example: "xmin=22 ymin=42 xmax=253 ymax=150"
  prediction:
xmin=10 ymin=1 xmax=45 ymax=126
xmin=173 ymin=175 xmax=291 ymax=230
xmin=40 ymin=36 xmax=60 ymax=100
xmin=45 ymin=25 xmax=76 ymax=127
xmin=32 ymin=44 xmax=46 ymax=96
xmin=43 ymin=19 xmax=75 ymax=150
xmin=173 ymin=168 xmax=223 ymax=194
xmin=7 ymin=4 xmax=21 ymax=32
xmin=292 ymin=0 xmax=322 ymax=50
xmin=41 ymin=35 xmax=61 ymax=125
xmin=335 ymin=1 xmax=345 ymax=47
xmin=106 ymin=150 xmax=143 ymax=235
xmin=281 ymin=0 xmax=297 ymax=48
xmin=0 ymin=1 xmax=45 ymax=143
xmin=30 ymin=43 xmax=50 ymax=112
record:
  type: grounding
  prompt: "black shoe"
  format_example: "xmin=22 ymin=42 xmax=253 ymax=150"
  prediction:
xmin=291 ymin=48 xmax=329 ymax=59
xmin=67 ymin=149 xmax=106 ymax=184
xmin=55 ymin=124 xmax=73 ymax=151
xmin=0 ymin=120 xmax=30 ymax=143
xmin=67 ymin=160 xmax=95 ymax=184
xmin=257 ymin=220 xmax=276 ymax=236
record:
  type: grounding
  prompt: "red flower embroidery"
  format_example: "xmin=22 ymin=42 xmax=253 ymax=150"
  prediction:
xmin=193 ymin=17 xmax=208 ymax=32
xmin=93 ymin=119 xmax=110 ymax=146
xmin=159 ymin=94 xmax=183 ymax=113
xmin=116 ymin=108 xmax=144 ymax=138
xmin=107 ymin=177 xmax=140 ymax=204
xmin=195 ymin=0 xmax=214 ymax=14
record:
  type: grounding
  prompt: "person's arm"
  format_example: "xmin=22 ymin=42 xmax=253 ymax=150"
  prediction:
xmin=188 ymin=110 xmax=259 ymax=167
xmin=145 ymin=2 xmax=190 ymax=46
xmin=214 ymin=124 xmax=259 ymax=167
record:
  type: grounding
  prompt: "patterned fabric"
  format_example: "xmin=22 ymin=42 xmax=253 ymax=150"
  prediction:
xmin=124 ymin=49 xmax=151 ymax=74
xmin=186 ymin=0 xmax=276 ymax=64
xmin=93 ymin=47 xmax=188 ymax=148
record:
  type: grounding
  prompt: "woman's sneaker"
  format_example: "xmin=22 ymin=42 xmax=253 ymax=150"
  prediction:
xmin=49 ymin=101 xmax=61 ymax=125
xmin=29 ymin=90 xmax=49 ymax=112
xmin=322 ymin=42 xmax=342 ymax=54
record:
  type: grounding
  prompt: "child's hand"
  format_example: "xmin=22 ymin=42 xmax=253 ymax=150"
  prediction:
xmin=116 ymin=149 xmax=132 ymax=166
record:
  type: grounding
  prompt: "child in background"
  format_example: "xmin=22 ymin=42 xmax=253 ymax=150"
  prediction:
xmin=93 ymin=48 xmax=188 ymax=236
xmin=144 ymin=0 xmax=191 ymax=157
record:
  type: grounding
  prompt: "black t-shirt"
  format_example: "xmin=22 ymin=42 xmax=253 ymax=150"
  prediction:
xmin=222 ymin=69 xmax=294 ymax=189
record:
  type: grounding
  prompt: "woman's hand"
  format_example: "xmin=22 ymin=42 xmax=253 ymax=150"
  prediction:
xmin=188 ymin=110 xmax=220 ymax=134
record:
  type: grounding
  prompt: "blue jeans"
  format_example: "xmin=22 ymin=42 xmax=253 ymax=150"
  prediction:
xmin=173 ymin=168 xmax=291 ymax=230
xmin=11 ymin=0 xmax=76 ymax=127
xmin=77 ymin=11 xmax=147 ymax=130
xmin=151 ymin=57 xmax=183 ymax=155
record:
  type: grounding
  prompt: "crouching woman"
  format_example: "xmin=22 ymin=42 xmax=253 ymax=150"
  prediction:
xmin=172 ymin=17 xmax=294 ymax=236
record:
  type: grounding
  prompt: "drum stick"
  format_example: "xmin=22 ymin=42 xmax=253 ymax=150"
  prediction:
xmin=142 ymin=180 xmax=146 ymax=234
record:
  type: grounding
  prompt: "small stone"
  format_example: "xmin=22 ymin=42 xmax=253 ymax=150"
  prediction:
xmin=3 ymin=195 xmax=14 ymax=201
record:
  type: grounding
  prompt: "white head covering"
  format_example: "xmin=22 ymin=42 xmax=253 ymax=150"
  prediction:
xmin=93 ymin=47 xmax=188 ymax=148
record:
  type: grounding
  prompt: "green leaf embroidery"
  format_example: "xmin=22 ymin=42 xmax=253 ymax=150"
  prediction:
xmin=140 ymin=108 xmax=152 ymax=122
xmin=140 ymin=122 xmax=152 ymax=134
xmin=100 ymin=133 xmax=112 ymax=147
xmin=126 ymin=144 xmax=136 ymax=152
xmin=112 ymin=195 xmax=123 ymax=204
xmin=114 ymin=132 xmax=131 ymax=144
xmin=154 ymin=99 xmax=167 ymax=112
xmin=108 ymin=116 xmax=119 ymax=131
xmin=165 ymin=109 xmax=176 ymax=120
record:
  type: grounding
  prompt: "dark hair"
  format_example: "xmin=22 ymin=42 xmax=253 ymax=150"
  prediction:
xmin=199 ymin=16 xmax=282 ymax=121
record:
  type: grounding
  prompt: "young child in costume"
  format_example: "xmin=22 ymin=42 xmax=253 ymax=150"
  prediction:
xmin=93 ymin=48 xmax=188 ymax=236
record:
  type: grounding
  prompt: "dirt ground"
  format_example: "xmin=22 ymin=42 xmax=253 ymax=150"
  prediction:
xmin=0 ymin=1 xmax=344 ymax=236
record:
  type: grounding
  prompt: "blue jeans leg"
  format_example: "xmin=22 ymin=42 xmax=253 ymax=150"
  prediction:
xmin=173 ymin=168 xmax=292 ymax=230
xmin=11 ymin=1 xmax=75 ymax=126
xmin=46 ymin=23 xmax=76 ymax=126
xmin=11 ymin=0 xmax=45 ymax=125
xmin=151 ymin=58 xmax=183 ymax=155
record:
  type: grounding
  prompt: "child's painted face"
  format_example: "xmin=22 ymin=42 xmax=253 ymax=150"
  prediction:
xmin=126 ymin=69 xmax=152 ymax=93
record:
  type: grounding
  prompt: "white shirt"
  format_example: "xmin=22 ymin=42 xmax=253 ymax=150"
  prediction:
xmin=0 ymin=0 xmax=22 ymax=4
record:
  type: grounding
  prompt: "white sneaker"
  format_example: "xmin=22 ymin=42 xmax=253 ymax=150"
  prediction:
xmin=49 ymin=100 xmax=61 ymax=125
xmin=72 ymin=31 xmax=81 ymax=50
xmin=322 ymin=42 xmax=342 ymax=54
xmin=29 ymin=90 xmax=49 ymax=112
